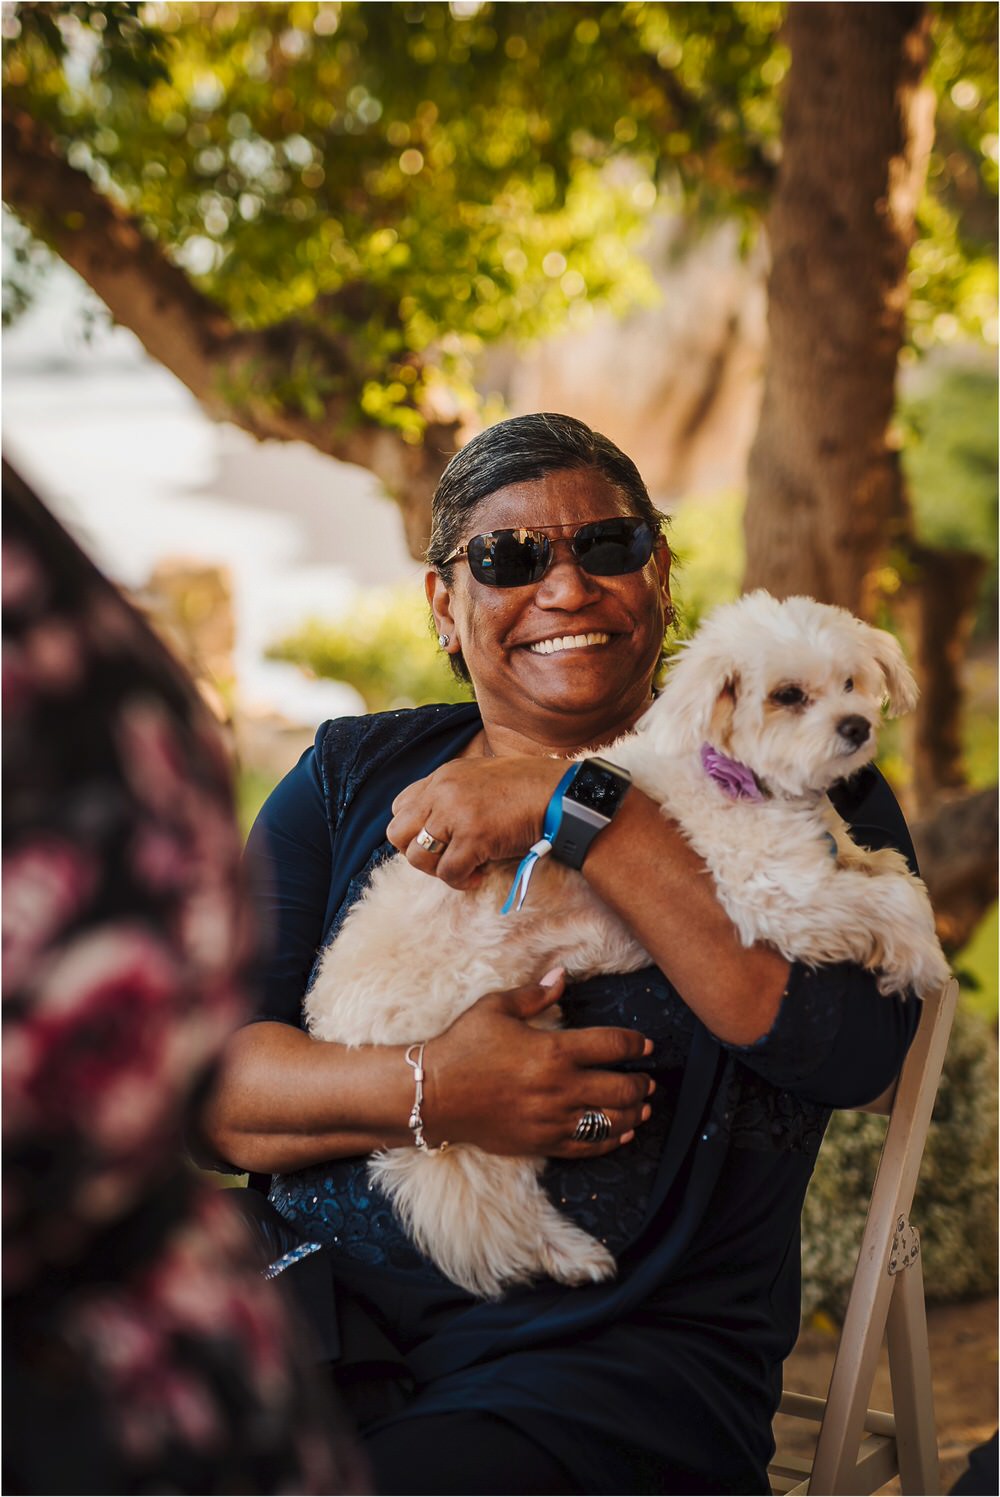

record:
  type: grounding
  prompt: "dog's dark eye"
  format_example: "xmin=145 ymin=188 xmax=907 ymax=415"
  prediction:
xmin=844 ymin=677 xmax=854 ymax=693
xmin=771 ymin=684 xmax=807 ymax=708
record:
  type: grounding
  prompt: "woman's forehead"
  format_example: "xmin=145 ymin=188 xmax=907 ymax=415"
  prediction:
xmin=465 ymin=468 xmax=630 ymax=532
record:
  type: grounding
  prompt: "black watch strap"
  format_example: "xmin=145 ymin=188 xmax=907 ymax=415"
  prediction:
xmin=549 ymin=757 xmax=632 ymax=869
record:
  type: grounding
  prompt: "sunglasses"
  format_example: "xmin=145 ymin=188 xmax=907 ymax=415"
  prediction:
xmin=440 ymin=516 xmax=659 ymax=589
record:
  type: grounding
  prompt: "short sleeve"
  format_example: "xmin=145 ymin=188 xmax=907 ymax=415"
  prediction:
xmin=243 ymin=732 xmax=332 ymax=1028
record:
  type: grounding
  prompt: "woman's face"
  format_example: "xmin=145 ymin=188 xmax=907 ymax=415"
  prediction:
xmin=426 ymin=467 xmax=671 ymax=750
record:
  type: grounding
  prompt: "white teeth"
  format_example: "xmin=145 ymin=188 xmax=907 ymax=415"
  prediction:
xmin=528 ymin=633 xmax=610 ymax=655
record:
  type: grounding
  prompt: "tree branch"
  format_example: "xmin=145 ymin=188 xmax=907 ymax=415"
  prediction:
xmin=1 ymin=103 xmax=458 ymax=555
xmin=633 ymin=50 xmax=778 ymax=201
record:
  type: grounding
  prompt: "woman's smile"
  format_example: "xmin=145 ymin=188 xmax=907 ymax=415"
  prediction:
xmin=525 ymin=632 xmax=613 ymax=655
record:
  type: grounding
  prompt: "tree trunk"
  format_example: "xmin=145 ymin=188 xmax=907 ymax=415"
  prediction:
xmin=911 ymin=788 xmax=999 ymax=952
xmin=744 ymin=3 xmax=934 ymax=610
xmin=743 ymin=2 xmax=992 ymax=848
xmin=1 ymin=104 xmax=457 ymax=557
xmin=894 ymin=543 xmax=987 ymax=805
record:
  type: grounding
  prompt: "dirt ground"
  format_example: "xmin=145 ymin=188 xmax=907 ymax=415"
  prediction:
xmin=776 ymin=1296 xmax=997 ymax=1493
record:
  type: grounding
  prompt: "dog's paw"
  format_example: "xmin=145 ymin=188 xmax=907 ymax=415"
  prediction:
xmin=876 ymin=946 xmax=951 ymax=998
xmin=539 ymin=1228 xmax=616 ymax=1286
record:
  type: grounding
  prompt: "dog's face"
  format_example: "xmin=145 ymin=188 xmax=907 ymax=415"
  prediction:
xmin=648 ymin=592 xmax=918 ymax=798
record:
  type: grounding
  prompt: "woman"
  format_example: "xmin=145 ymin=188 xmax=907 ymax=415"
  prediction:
xmin=3 ymin=464 xmax=362 ymax=1495
xmin=203 ymin=414 xmax=921 ymax=1495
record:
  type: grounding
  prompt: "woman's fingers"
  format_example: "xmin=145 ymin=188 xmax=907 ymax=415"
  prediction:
xmin=387 ymin=758 xmax=565 ymax=878
xmin=544 ymin=1090 xmax=654 ymax=1160
xmin=429 ymin=975 xmax=657 ymax=1158
xmin=560 ymin=1021 xmax=654 ymax=1069
xmin=558 ymin=1101 xmax=654 ymax=1157
xmin=500 ymin=967 xmax=566 ymax=1018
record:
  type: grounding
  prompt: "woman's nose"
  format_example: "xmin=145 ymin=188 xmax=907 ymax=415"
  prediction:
xmin=534 ymin=547 xmax=603 ymax=608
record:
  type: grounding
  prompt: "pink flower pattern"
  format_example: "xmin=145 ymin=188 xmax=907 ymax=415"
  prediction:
xmin=3 ymin=473 xmax=362 ymax=1493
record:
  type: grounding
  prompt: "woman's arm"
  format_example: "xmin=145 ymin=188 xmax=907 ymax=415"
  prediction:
xmin=201 ymin=976 xmax=655 ymax=1173
xmin=387 ymin=757 xmax=788 ymax=1045
xmin=583 ymin=768 xmax=924 ymax=1094
xmin=387 ymin=757 xmax=923 ymax=1081
xmin=200 ymin=741 xmax=654 ymax=1174
xmin=583 ymin=787 xmax=790 ymax=1045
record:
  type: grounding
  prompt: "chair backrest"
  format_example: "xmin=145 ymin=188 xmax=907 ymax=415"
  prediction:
xmin=771 ymin=977 xmax=959 ymax=1496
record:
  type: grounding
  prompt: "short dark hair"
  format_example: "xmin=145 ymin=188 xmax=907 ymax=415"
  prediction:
xmin=427 ymin=413 xmax=663 ymax=683
xmin=426 ymin=413 xmax=659 ymax=573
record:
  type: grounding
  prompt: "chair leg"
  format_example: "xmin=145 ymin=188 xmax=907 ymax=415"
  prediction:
xmin=886 ymin=1248 xmax=940 ymax=1496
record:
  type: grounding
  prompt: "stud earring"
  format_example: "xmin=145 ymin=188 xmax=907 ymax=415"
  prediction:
xmin=437 ymin=633 xmax=450 ymax=648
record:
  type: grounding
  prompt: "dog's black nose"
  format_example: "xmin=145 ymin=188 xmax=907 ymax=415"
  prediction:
xmin=837 ymin=714 xmax=871 ymax=748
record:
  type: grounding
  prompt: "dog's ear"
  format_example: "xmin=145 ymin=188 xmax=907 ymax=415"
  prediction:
xmin=856 ymin=621 xmax=919 ymax=718
xmin=659 ymin=641 xmax=741 ymax=749
xmin=708 ymin=672 xmax=739 ymax=751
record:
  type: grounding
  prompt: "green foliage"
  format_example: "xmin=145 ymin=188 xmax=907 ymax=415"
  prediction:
xmin=236 ymin=766 xmax=280 ymax=839
xmin=1 ymin=210 xmax=56 ymax=325
xmin=909 ymin=2 xmax=999 ymax=351
xmin=900 ymin=364 xmax=998 ymax=627
xmin=9 ymin=2 xmax=169 ymax=86
xmin=665 ymin=489 xmax=745 ymax=641
xmin=269 ymin=585 xmax=473 ymax=713
xmin=801 ymin=1000 xmax=998 ymax=1318
xmin=4 ymin=2 xmax=995 ymax=433
xmin=953 ymin=901 xmax=999 ymax=1023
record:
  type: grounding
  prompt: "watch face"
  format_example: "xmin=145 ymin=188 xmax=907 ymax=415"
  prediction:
xmin=567 ymin=758 xmax=631 ymax=816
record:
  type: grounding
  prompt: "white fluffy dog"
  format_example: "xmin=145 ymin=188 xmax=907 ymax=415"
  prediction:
xmin=304 ymin=591 xmax=949 ymax=1298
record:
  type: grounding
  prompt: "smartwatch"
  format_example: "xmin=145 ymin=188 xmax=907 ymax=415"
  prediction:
xmin=549 ymin=757 xmax=632 ymax=869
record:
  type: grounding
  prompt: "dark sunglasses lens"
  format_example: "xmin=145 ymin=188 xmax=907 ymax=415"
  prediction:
xmin=574 ymin=519 xmax=655 ymax=576
xmin=467 ymin=531 xmax=550 ymax=587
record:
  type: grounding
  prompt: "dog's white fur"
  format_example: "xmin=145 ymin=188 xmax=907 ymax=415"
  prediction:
xmin=305 ymin=591 xmax=949 ymax=1298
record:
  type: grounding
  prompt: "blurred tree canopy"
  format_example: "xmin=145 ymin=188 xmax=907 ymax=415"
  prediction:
xmin=4 ymin=3 xmax=998 ymax=906
xmin=2 ymin=1 xmax=996 ymax=552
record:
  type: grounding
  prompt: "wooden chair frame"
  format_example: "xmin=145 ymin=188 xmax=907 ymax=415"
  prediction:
xmin=769 ymin=977 xmax=959 ymax=1496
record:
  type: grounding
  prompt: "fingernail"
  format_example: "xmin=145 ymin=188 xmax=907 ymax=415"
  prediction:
xmin=620 ymin=1130 xmax=635 ymax=1145
xmin=642 ymin=1038 xmax=654 ymax=1056
xmin=540 ymin=967 xmax=564 ymax=987
xmin=646 ymin=1078 xmax=656 ymax=1096
xmin=641 ymin=1104 xmax=652 ymax=1123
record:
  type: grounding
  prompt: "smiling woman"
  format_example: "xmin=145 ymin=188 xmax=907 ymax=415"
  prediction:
xmin=425 ymin=465 xmax=670 ymax=753
xmin=423 ymin=419 xmax=671 ymax=753
xmin=201 ymin=414 xmax=923 ymax=1496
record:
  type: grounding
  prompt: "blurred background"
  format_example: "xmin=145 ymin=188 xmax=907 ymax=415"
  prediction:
xmin=2 ymin=1 xmax=997 ymax=1476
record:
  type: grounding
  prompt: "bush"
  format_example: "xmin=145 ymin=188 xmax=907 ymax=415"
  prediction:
xmin=268 ymin=586 xmax=473 ymax=714
xmin=801 ymin=1000 xmax=998 ymax=1319
xmin=665 ymin=489 xmax=745 ymax=640
xmin=900 ymin=363 xmax=998 ymax=634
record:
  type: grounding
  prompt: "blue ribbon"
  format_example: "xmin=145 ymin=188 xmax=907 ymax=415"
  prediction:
xmin=262 ymin=1239 xmax=324 ymax=1280
xmin=501 ymin=763 xmax=581 ymax=915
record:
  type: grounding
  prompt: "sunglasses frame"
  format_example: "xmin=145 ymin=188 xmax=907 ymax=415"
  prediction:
xmin=439 ymin=516 xmax=660 ymax=588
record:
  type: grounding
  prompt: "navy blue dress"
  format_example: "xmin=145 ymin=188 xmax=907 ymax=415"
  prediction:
xmin=246 ymin=703 xmax=921 ymax=1495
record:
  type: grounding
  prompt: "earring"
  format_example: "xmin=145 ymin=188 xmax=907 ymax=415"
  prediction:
xmin=437 ymin=633 xmax=450 ymax=648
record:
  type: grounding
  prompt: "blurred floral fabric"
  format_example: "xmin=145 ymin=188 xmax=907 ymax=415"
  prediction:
xmin=2 ymin=465 xmax=362 ymax=1494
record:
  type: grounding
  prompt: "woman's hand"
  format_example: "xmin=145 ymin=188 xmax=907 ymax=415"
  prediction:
xmin=387 ymin=756 xmax=567 ymax=887
xmin=424 ymin=968 xmax=655 ymax=1157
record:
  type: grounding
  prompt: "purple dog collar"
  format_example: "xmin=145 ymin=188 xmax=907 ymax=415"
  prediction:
xmin=700 ymin=743 xmax=766 ymax=802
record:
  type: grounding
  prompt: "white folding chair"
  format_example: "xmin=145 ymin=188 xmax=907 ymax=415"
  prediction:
xmin=769 ymin=977 xmax=959 ymax=1496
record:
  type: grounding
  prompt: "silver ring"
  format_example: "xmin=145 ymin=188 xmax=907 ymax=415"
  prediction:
xmin=573 ymin=1109 xmax=612 ymax=1145
xmin=415 ymin=826 xmax=448 ymax=855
